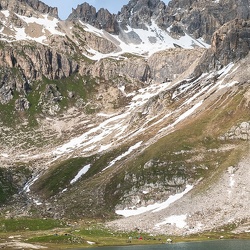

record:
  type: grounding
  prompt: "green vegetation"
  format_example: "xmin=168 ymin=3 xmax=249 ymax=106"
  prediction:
xmin=0 ymin=169 xmax=17 ymax=203
xmin=26 ymin=73 xmax=98 ymax=123
xmin=32 ymin=157 xmax=95 ymax=198
xmin=0 ymin=218 xmax=65 ymax=232
xmin=0 ymin=218 xmax=249 ymax=249
xmin=32 ymin=144 xmax=134 ymax=200
xmin=104 ymin=90 xmax=250 ymax=208
xmin=0 ymin=166 xmax=31 ymax=203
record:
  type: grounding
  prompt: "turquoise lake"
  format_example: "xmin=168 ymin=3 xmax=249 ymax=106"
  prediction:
xmin=72 ymin=239 xmax=250 ymax=250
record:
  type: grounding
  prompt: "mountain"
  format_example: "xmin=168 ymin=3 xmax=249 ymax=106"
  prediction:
xmin=0 ymin=0 xmax=250 ymax=236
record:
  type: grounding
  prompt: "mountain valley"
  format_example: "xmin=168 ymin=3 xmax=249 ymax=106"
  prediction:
xmin=0 ymin=0 xmax=250 ymax=238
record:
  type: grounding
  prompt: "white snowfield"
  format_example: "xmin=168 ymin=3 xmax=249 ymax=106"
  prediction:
xmin=0 ymin=11 xmax=64 ymax=44
xmin=80 ymin=20 xmax=210 ymax=60
xmin=115 ymin=185 xmax=193 ymax=217
xmin=70 ymin=164 xmax=91 ymax=184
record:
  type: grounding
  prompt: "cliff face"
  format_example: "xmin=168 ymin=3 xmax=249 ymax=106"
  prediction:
xmin=167 ymin=0 xmax=250 ymax=42
xmin=68 ymin=3 xmax=119 ymax=34
xmin=194 ymin=19 xmax=250 ymax=75
xmin=0 ymin=0 xmax=58 ymax=18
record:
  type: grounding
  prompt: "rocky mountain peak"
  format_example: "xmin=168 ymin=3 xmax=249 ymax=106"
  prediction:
xmin=0 ymin=0 xmax=58 ymax=18
xmin=67 ymin=3 xmax=118 ymax=34
xmin=117 ymin=0 xmax=166 ymax=29
xmin=167 ymin=0 xmax=250 ymax=43
xmin=194 ymin=18 xmax=250 ymax=76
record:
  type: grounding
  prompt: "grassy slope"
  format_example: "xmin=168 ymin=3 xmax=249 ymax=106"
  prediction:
xmin=0 ymin=217 xmax=249 ymax=249
xmin=30 ymin=86 xmax=250 ymax=219
xmin=104 ymin=89 xmax=249 ymax=208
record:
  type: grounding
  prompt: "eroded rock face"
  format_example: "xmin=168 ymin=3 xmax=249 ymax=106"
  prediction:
xmin=68 ymin=0 xmax=238 ymax=43
xmin=167 ymin=0 xmax=250 ymax=42
xmin=88 ymin=0 xmax=250 ymax=44
xmin=0 ymin=0 xmax=58 ymax=18
xmin=0 ymin=42 xmax=78 ymax=82
xmin=68 ymin=3 xmax=119 ymax=34
xmin=118 ymin=0 xmax=164 ymax=29
xmin=211 ymin=19 xmax=250 ymax=66
xmin=195 ymin=19 xmax=250 ymax=74
xmin=220 ymin=121 xmax=250 ymax=141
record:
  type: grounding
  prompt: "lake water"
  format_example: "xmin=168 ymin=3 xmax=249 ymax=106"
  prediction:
xmin=73 ymin=240 xmax=250 ymax=250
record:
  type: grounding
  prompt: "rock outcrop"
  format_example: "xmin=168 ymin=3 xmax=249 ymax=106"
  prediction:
xmin=68 ymin=3 xmax=119 ymax=34
xmin=167 ymin=0 xmax=250 ymax=43
xmin=195 ymin=19 xmax=250 ymax=74
xmin=220 ymin=121 xmax=250 ymax=141
xmin=0 ymin=41 xmax=79 ymax=105
xmin=0 ymin=0 xmax=58 ymax=18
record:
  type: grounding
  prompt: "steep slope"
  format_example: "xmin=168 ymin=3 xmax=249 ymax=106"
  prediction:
xmin=68 ymin=0 xmax=250 ymax=45
xmin=18 ymin=17 xmax=250 ymax=227
xmin=107 ymin=18 xmax=250 ymax=234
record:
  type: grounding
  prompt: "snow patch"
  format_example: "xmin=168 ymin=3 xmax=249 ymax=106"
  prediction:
xmin=153 ymin=185 xmax=193 ymax=212
xmin=23 ymin=174 xmax=40 ymax=193
xmin=102 ymin=141 xmax=143 ymax=171
xmin=16 ymin=14 xmax=64 ymax=36
xmin=33 ymin=199 xmax=42 ymax=205
xmin=1 ymin=10 xmax=10 ymax=18
xmin=80 ymin=20 xmax=210 ymax=60
xmin=218 ymin=81 xmax=238 ymax=90
xmin=218 ymin=63 xmax=235 ymax=78
xmin=1 ymin=14 xmax=64 ymax=43
xmin=159 ymin=101 xmax=203 ymax=133
xmin=80 ymin=21 xmax=103 ymax=37
xmin=173 ymin=101 xmax=203 ymax=126
xmin=155 ymin=214 xmax=187 ymax=229
xmin=116 ymin=185 xmax=193 ymax=217
xmin=1 ymin=153 xmax=9 ymax=158
xmin=70 ymin=164 xmax=91 ymax=184
xmin=87 ymin=241 xmax=96 ymax=245
xmin=98 ymin=143 xmax=113 ymax=152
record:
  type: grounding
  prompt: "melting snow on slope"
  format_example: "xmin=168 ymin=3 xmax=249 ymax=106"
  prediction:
xmin=14 ymin=27 xmax=46 ymax=43
xmin=102 ymin=141 xmax=143 ymax=172
xmin=16 ymin=14 xmax=64 ymax=36
xmin=0 ymin=153 xmax=9 ymax=158
xmin=155 ymin=214 xmax=187 ymax=229
xmin=174 ymin=101 xmax=203 ymax=125
xmin=53 ymin=112 xmax=128 ymax=156
xmin=70 ymin=164 xmax=91 ymax=184
xmin=53 ymin=81 xmax=172 ymax=157
xmin=115 ymin=185 xmax=193 ymax=217
xmin=0 ymin=13 xmax=64 ymax=43
xmin=23 ymin=174 xmax=40 ymax=193
xmin=217 ymin=62 xmax=235 ymax=78
xmin=159 ymin=101 xmax=203 ymax=133
xmin=80 ymin=20 xmax=210 ymax=60
xmin=1 ymin=10 xmax=10 ymax=18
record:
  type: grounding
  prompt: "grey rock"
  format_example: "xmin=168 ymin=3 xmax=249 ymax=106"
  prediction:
xmin=15 ymin=97 xmax=30 ymax=111
xmin=68 ymin=3 xmax=119 ymax=34
xmin=0 ymin=0 xmax=58 ymax=18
